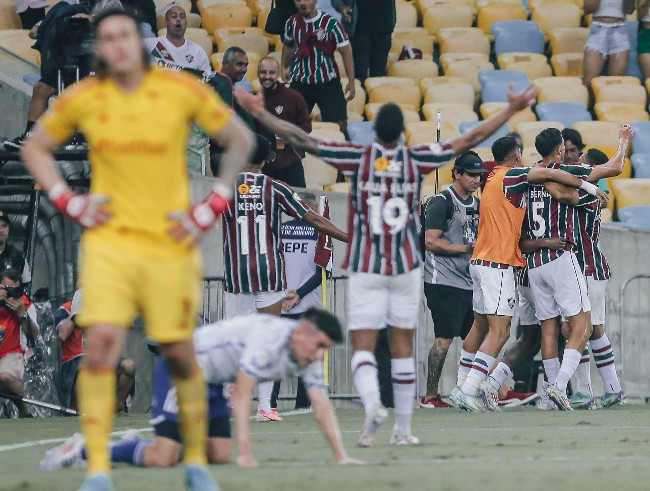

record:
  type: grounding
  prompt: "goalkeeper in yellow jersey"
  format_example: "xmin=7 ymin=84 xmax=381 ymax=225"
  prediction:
xmin=21 ymin=9 xmax=254 ymax=491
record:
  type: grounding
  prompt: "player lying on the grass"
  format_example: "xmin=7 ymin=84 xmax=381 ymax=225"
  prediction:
xmin=42 ymin=308 xmax=363 ymax=470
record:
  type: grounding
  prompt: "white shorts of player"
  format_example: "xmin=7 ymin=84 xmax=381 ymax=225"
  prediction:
xmin=528 ymin=251 xmax=591 ymax=321
xmin=223 ymin=290 xmax=286 ymax=319
xmin=347 ymin=268 xmax=421 ymax=330
xmin=517 ymin=284 xmax=539 ymax=325
xmin=469 ymin=264 xmax=516 ymax=317
xmin=587 ymin=276 xmax=607 ymax=326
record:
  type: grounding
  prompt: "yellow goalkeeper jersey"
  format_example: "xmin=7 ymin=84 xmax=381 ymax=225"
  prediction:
xmin=40 ymin=67 xmax=231 ymax=254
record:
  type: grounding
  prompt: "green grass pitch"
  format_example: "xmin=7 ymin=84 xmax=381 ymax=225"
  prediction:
xmin=1 ymin=406 xmax=650 ymax=491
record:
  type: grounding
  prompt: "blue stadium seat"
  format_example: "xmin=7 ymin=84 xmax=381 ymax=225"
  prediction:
xmin=492 ymin=21 xmax=544 ymax=56
xmin=535 ymin=102 xmax=592 ymax=127
xmin=631 ymin=153 xmax=650 ymax=178
xmin=348 ymin=121 xmax=376 ymax=146
xmin=459 ymin=121 xmax=510 ymax=147
xmin=479 ymin=70 xmax=529 ymax=103
xmin=626 ymin=20 xmax=643 ymax=80
xmin=617 ymin=205 xmax=650 ymax=229
xmin=631 ymin=121 xmax=650 ymax=154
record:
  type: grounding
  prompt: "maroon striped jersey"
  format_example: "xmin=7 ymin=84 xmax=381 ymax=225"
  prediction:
xmin=317 ymin=140 xmax=455 ymax=275
xmin=574 ymin=200 xmax=610 ymax=280
xmin=222 ymin=172 xmax=309 ymax=293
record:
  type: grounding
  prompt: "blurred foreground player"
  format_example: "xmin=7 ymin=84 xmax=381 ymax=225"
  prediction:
xmin=21 ymin=9 xmax=254 ymax=491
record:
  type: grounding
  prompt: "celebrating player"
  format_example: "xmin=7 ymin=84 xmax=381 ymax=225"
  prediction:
xmin=237 ymin=83 xmax=544 ymax=445
xmin=21 ymin=9 xmax=254 ymax=491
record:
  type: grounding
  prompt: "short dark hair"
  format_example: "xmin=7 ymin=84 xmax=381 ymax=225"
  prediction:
xmin=491 ymin=136 xmax=520 ymax=164
xmin=223 ymin=46 xmax=247 ymax=63
xmin=299 ymin=307 xmax=344 ymax=344
xmin=374 ymin=103 xmax=405 ymax=144
xmin=506 ymin=131 xmax=524 ymax=150
xmin=0 ymin=268 xmax=21 ymax=285
xmin=561 ymin=128 xmax=585 ymax=150
xmin=251 ymin=133 xmax=271 ymax=165
xmin=584 ymin=148 xmax=609 ymax=166
xmin=535 ymin=128 xmax=563 ymax=158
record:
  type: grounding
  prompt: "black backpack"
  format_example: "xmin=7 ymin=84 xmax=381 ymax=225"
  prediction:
xmin=264 ymin=0 xmax=297 ymax=35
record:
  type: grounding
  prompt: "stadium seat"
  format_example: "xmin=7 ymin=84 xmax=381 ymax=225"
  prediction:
xmin=422 ymin=4 xmax=473 ymax=37
xmin=157 ymin=12 xmax=201 ymax=30
xmin=476 ymin=2 xmax=528 ymax=37
xmin=422 ymin=101 xmax=475 ymax=119
xmin=364 ymin=103 xmax=420 ymax=123
xmin=527 ymin=0 xmax=584 ymax=13
xmin=592 ymin=75 xmax=642 ymax=93
xmin=423 ymin=83 xmax=475 ymax=106
xmin=535 ymin=101 xmax=593 ymax=127
xmin=521 ymin=146 xmax=543 ymax=166
xmin=395 ymin=1 xmax=418 ymax=28
xmin=347 ymin=110 xmax=364 ymax=123
xmin=201 ymin=4 xmax=253 ymax=32
xmin=387 ymin=59 xmax=439 ymax=84
xmin=497 ymin=52 xmax=547 ymax=70
xmin=550 ymin=53 xmax=584 ymax=77
xmin=404 ymin=121 xmax=436 ymax=139
xmin=460 ymin=121 xmax=510 ymax=147
xmin=445 ymin=60 xmax=495 ymax=96
xmin=311 ymin=129 xmax=346 ymax=142
xmin=548 ymin=27 xmax=589 ymax=54
xmin=617 ymin=206 xmax=650 ymax=229
xmin=593 ymin=82 xmax=646 ymax=106
xmin=303 ymin=154 xmax=338 ymax=190
xmin=535 ymin=77 xmax=589 ymax=105
xmin=197 ymin=0 xmax=246 ymax=9
xmin=213 ymin=26 xmax=264 ymax=46
xmin=408 ymin=126 xmax=460 ymax=147
xmin=217 ymin=32 xmax=269 ymax=56
xmin=480 ymin=71 xmax=530 ymax=103
xmin=311 ymin=122 xmax=340 ymax=132
xmin=0 ymin=4 xmax=20 ymax=29
xmin=368 ymin=83 xmax=422 ymax=110
xmin=531 ymin=4 xmax=581 ymax=37
xmin=420 ymin=76 xmax=469 ymax=93
xmin=364 ymin=76 xmax=414 ymax=93
xmin=0 ymin=30 xmax=39 ymax=65
xmin=437 ymin=28 xmax=491 ymax=55
xmin=421 ymin=162 xmax=455 ymax=188
xmin=594 ymin=103 xmax=649 ymax=123
xmin=516 ymin=121 xmax=565 ymax=148
xmin=492 ymin=21 xmax=545 ymax=56
xmin=420 ymin=104 xmax=479 ymax=129
xmin=609 ymin=178 xmax=650 ymax=210
xmin=390 ymin=28 xmax=435 ymax=56
xmin=572 ymin=121 xmax=622 ymax=150
xmin=504 ymin=60 xmax=553 ymax=80
xmin=631 ymin=153 xmax=650 ymax=178
xmin=631 ymin=121 xmax=650 ymax=154
xmin=480 ymin=103 xmax=537 ymax=126
xmin=440 ymin=53 xmax=490 ymax=72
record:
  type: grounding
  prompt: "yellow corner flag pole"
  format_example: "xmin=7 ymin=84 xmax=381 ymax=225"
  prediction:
xmin=322 ymin=267 xmax=329 ymax=388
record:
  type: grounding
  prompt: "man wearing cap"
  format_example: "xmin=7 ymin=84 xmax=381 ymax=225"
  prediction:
xmin=420 ymin=152 xmax=484 ymax=409
xmin=0 ymin=211 xmax=32 ymax=289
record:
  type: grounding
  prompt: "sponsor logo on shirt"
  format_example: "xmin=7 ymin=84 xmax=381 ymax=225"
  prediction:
xmin=275 ymin=105 xmax=284 ymax=115
xmin=374 ymin=157 xmax=402 ymax=175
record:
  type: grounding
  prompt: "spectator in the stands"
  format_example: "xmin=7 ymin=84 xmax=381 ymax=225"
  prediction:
xmin=561 ymin=128 xmax=585 ymax=164
xmin=256 ymin=57 xmax=311 ymax=187
xmin=122 ymin=0 xmax=157 ymax=38
xmin=332 ymin=0 xmax=395 ymax=84
xmin=583 ymin=0 xmax=635 ymax=88
xmin=0 ymin=268 xmax=39 ymax=418
xmin=282 ymin=0 xmax=355 ymax=134
xmin=638 ymin=1 xmax=650 ymax=80
xmin=0 ymin=211 xmax=32 ymax=290
xmin=14 ymin=0 xmax=47 ymax=29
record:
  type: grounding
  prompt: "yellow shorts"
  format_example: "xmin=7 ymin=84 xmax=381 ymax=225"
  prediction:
xmin=77 ymin=238 xmax=203 ymax=344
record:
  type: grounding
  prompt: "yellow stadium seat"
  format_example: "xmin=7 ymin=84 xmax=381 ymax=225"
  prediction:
xmin=198 ymin=0 xmax=246 ymax=9
xmin=422 ymin=4 xmax=473 ymax=37
xmin=396 ymin=1 xmax=418 ymax=28
xmin=437 ymin=28 xmax=491 ymax=55
xmin=532 ymin=4 xmax=581 ymax=37
xmin=423 ymin=83 xmax=475 ymax=106
xmin=445 ymin=60 xmax=494 ymax=95
xmin=418 ymin=0 xmax=476 ymax=16
xmin=592 ymin=75 xmax=642 ymax=96
xmin=0 ymin=6 xmax=20 ymax=28
xmin=528 ymin=0 xmax=584 ymax=13
xmin=157 ymin=12 xmax=201 ymax=31
xmin=505 ymin=60 xmax=553 ymax=80
xmin=365 ymin=103 xmax=420 ymax=123
xmin=479 ymin=103 xmax=537 ymax=126
xmin=340 ymin=78 xmax=365 ymax=115
xmin=217 ymin=32 xmax=269 ymax=56
xmin=534 ymin=76 xmax=583 ymax=89
xmin=421 ymin=105 xmax=479 ymax=130
xmin=471 ymin=147 xmax=496 ymax=162
xmin=600 ymin=208 xmax=612 ymax=222
xmin=594 ymin=103 xmax=649 ymax=123
xmin=477 ymin=2 xmax=528 ymax=36
xmin=311 ymin=129 xmax=346 ymax=142
xmin=311 ymin=122 xmax=341 ymax=131
xmin=420 ymin=183 xmax=439 ymax=201
xmin=516 ymin=121 xmax=565 ymax=147
xmin=572 ymin=121 xmax=622 ymax=149
xmin=347 ymin=111 xmax=364 ymax=123
xmin=423 ymin=101 xmax=475 ymax=117
xmin=303 ymin=154 xmax=338 ymax=190
xmin=201 ymin=4 xmax=252 ymax=32
xmin=548 ymin=27 xmax=589 ymax=54
xmin=390 ymin=28 xmax=435 ymax=55
xmin=368 ymin=83 xmax=422 ymax=110
xmin=440 ymin=52 xmax=490 ymax=72
xmin=387 ymin=59 xmax=439 ymax=84
xmin=550 ymin=53 xmax=584 ymax=77
xmin=536 ymin=77 xmax=589 ymax=105
xmin=365 ymin=76 xmax=415 ymax=93
xmin=419 ymin=76 xmax=469 ymax=93
xmin=0 ymin=30 xmax=39 ymax=64
xmin=521 ymin=146 xmax=542 ymax=166
xmin=213 ymin=27 xmax=264 ymax=47
xmin=421 ymin=162 xmax=455 ymax=187
xmin=404 ymin=121 xmax=437 ymax=139
xmin=596 ymin=84 xmax=647 ymax=106
xmin=497 ymin=52 xmax=547 ymax=69
xmin=409 ymin=126 xmax=460 ymax=146
xmin=609 ymin=178 xmax=650 ymax=211
xmin=475 ymin=0 xmax=523 ymax=7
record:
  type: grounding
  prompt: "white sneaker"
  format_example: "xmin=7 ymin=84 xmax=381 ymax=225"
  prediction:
xmin=357 ymin=405 xmax=388 ymax=448
xmin=456 ymin=389 xmax=489 ymax=413
xmin=478 ymin=380 xmax=501 ymax=412
xmin=41 ymin=433 xmax=86 ymax=470
xmin=449 ymin=387 xmax=463 ymax=407
xmin=120 ymin=429 xmax=144 ymax=441
xmin=389 ymin=431 xmax=420 ymax=446
xmin=537 ymin=382 xmax=557 ymax=410
xmin=545 ymin=384 xmax=573 ymax=411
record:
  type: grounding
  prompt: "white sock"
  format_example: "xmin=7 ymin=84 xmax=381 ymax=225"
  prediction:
xmin=488 ymin=361 xmax=511 ymax=390
xmin=543 ymin=358 xmax=561 ymax=385
xmin=457 ymin=349 xmax=475 ymax=388
xmin=590 ymin=334 xmax=622 ymax=393
xmin=575 ymin=347 xmax=593 ymax=396
xmin=461 ymin=351 xmax=496 ymax=396
xmin=391 ymin=358 xmax=415 ymax=437
xmin=351 ymin=350 xmax=381 ymax=416
xmin=258 ymin=381 xmax=273 ymax=413
xmin=554 ymin=349 xmax=581 ymax=393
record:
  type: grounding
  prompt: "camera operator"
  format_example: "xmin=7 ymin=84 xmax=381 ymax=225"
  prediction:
xmin=0 ymin=268 xmax=39 ymax=418
xmin=4 ymin=0 xmax=94 ymax=150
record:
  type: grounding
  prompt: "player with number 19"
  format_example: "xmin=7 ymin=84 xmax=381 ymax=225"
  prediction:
xmin=235 ymin=83 xmax=543 ymax=446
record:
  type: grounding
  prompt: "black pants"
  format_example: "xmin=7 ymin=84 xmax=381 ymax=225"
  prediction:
xmin=271 ymin=313 xmax=311 ymax=409
xmin=350 ymin=28 xmax=393 ymax=84
xmin=263 ymin=162 xmax=306 ymax=188
xmin=19 ymin=7 xmax=45 ymax=29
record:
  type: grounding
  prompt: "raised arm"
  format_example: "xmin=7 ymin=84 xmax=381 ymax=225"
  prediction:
xmin=527 ymin=167 xmax=609 ymax=206
xmin=586 ymin=124 xmax=632 ymax=182
xmin=230 ymin=370 xmax=259 ymax=468
xmin=447 ymin=84 xmax=538 ymax=155
xmin=307 ymin=387 xmax=364 ymax=465
xmin=543 ymin=182 xmax=579 ymax=205
xmin=235 ymin=87 xmax=321 ymax=155
xmin=303 ymin=209 xmax=348 ymax=243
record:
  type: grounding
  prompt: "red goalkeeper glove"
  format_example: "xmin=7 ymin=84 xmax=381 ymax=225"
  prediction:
xmin=48 ymin=183 xmax=110 ymax=228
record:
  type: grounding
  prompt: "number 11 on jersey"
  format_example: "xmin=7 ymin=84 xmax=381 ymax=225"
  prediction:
xmin=236 ymin=215 xmax=268 ymax=255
